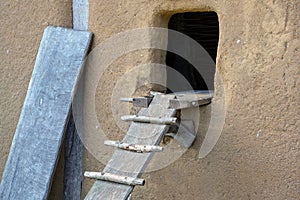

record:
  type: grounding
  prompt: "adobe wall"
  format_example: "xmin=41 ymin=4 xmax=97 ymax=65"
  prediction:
xmin=0 ymin=1 xmax=73 ymax=199
xmin=0 ymin=0 xmax=299 ymax=199
xmin=85 ymin=0 xmax=299 ymax=199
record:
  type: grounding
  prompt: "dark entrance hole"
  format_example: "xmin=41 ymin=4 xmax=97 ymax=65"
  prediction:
xmin=166 ymin=12 xmax=219 ymax=93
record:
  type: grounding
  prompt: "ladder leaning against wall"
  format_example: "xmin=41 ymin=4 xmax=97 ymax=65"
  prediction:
xmin=0 ymin=0 xmax=213 ymax=199
xmin=84 ymin=91 xmax=212 ymax=199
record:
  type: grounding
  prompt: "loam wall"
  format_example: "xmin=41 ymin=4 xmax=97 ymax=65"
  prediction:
xmin=0 ymin=0 xmax=73 ymax=199
xmin=0 ymin=0 xmax=299 ymax=200
xmin=86 ymin=0 xmax=300 ymax=199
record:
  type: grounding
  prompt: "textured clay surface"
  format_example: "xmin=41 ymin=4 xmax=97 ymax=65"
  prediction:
xmin=0 ymin=1 xmax=73 ymax=199
xmin=1 ymin=0 xmax=299 ymax=200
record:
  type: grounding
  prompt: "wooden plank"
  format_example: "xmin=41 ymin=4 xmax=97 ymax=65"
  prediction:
xmin=169 ymin=92 xmax=213 ymax=110
xmin=0 ymin=26 xmax=92 ymax=200
xmin=73 ymin=0 xmax=89 ymax=31
xmin=85 ymin=94 xmax=176 ymax=200
xmin=120 ymin=96 xmax=153 ymax=108
xmin=63 ymin=113 xmax=84 ymax=200
xmin=166 ymin=120 xmax=196 ymax=148
xmin=62 ymin=1 xmax=89 ymax=199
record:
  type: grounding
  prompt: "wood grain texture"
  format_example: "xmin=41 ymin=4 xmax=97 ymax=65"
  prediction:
xmin=104 ymin=140 xmax=163 ymax=153
xmin=85 ymin=94 xmax=176 ymax=200
xmin=169 ymin=93 xmax=212 ymax=110
xmin=72 ymin=0 xmax=89 ymax=31
xmin=0 ymin=26 xmax=92 ymax=200
xmin=63 ymin=113 xmax=84 ymax=200
xmin=63 ymin=1 xmax=90 ymax=199
xmin=167 ymin=120 xmax=196 ymax=148
xmin=84 ymin=172 xmax=145 ymax=186
xmin=121 ymin=115 xmax=177 ymax=125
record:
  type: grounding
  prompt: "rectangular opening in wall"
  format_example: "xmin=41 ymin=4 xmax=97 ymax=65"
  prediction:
xmin=166 ymin=12 xmax=219 ymax=93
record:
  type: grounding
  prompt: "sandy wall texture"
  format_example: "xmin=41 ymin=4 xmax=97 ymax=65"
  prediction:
xmin=1 ymin=0 xmax=299 ymax=200
xmin=86 ymin=0 xmax=299 ymax=199
xmin=0 ymin=1 xmax=73 ymax=199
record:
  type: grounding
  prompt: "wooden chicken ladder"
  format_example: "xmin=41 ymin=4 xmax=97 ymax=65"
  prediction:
xmin=85 ymin=91 xmax=212 ymax=199
xmin=85 ymin=94 xmax=176 ymax=199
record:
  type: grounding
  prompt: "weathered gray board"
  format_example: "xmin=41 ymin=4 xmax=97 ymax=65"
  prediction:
xmin=170 ymin=93 xmax=213 ymax=110
xmin=85 ymin=94 xmax=176 ymax=200
xmin=62 ymin=1 xmax=89 ymax=199
xmin=72 ymin=0 xmax=89 ymax=31
xmin=0 ymin=26 xmax=92 ymax=200
xmin=63 ymin=113 xmax=84 ymax=200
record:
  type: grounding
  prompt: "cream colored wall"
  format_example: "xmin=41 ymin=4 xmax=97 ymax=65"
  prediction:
xmin=0 ymin=1 xmax=72 ymax=199
xmin=0 ymin=0 xmax=299 ymax=199
xmin=85 ymin=0 xmax=299 ymax=199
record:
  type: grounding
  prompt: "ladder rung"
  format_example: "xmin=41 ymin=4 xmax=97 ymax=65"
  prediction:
xmin=84 ymin=171 xmax=145 ymax=186
xmin=121 ymin=115 xmax=177 ymax=125
xmin=104 ymin=140 xmax=163 ymax=153
xmin=120 ymin=96 xmax=153 ymax=108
